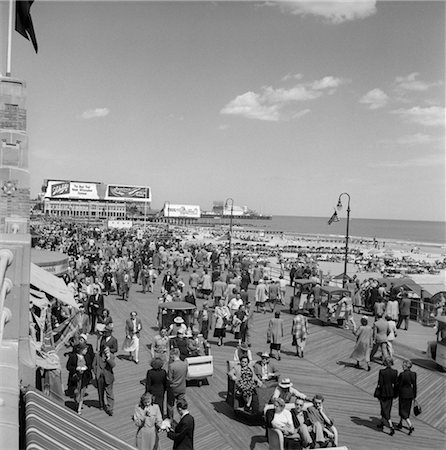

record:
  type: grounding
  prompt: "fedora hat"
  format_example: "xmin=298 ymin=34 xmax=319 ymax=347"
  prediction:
xmin=261 ymin=351 xmax=270 ymax=358
xmin=239 ymin=342 xmax=249 ymax=351
xmin=278 ymin=378 xmax=293 ymax=388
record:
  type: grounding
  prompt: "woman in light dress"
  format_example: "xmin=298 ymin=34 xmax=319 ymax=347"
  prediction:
xmin=133 ymin=393 xmax=163 ymax=450
xmin=350 ymin=316 xmax=373 ymax=371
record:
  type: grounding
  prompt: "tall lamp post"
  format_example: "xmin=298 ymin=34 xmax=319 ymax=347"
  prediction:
xmin=225 ymin=198 xmax=234 ymax=269
xmin=336 ymin=192 xmax=351 ymax=288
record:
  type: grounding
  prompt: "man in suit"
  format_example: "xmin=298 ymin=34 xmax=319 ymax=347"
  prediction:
xmin=124 ymin=311 xmax=142 ymax=363
xmin=93 ymin=346 xmax=115 ymax=416
xmin=290 ymin=398 xmax=314 ymax=449
xmin=87 ymin=287 xmax=104 ymax=333
xmin=253 ymin=352 xmax=280 ymax=386
xmin=167 ymin=398 xmax=195 ymax=450
xmin=167 ymin=348 xmax=188 ymax=420
xmin=99 ymin=325 xmax=118 ymax=354
xmin=376 ymin=357 xmax=399 ymax=435
xmin=397 ymin=292 xmax=411 ymax=330
xmin=305 ymin=394 xmax=337 ymax=447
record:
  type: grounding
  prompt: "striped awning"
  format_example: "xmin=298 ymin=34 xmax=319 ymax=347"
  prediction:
xmin=24 ymin=388 xmax=136 ymax=450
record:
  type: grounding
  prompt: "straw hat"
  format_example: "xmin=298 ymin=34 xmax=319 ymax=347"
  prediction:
xmin=174 ymin=316 xmax=184 ymax=324
xmin=278 ymin=378 xmax=293 ymax=388
xmin=261 ymin=352 xmax=270 ymax=358
xmin=239 ymin=342 xmax=249 ymax=351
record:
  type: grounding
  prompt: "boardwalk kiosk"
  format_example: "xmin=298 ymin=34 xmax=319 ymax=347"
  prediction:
xmin=290 ymin=279 xmax=318 ymax=315
xmin=157 ymin=301 xmax=213 ymax=384
xmin=427 ymin=315 xmax=446 ymax=371
xmin=315 ymin=286 xmax=350 ymax=326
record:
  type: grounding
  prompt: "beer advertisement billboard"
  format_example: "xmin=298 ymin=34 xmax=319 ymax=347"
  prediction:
xmin=164 ymin=204 xmax=201 ymax=218
xmin=44 ymin=181 xmax=99 ymax=200
xmin=105 ymin=185 xmax=151 ymax=202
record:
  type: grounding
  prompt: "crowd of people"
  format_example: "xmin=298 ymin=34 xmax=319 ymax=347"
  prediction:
xmin=29 ymin=218 xmax=429 ymax=449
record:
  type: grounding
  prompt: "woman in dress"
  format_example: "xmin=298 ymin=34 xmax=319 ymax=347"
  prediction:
xmin=267 ymin=311 xmax=284 ymax=360
xmin=145 ymin=358 xmax=168 ymax=417
xmin=66 ymin=342 xmax=93 ymax=414
xmin=396 ymin=360 xmax=417 ymax=435
xmin=350 ymin=316 xmax=373 ymax=371
xmin=133 ymin=393 xmax=163 ymax=450
xmin=375 ymin=357 xmax=398 ymax=435
xmin=214 ymin=298 xmax=230 ymax=346
xmin=228 ymin=355 xmax=262 ymax=411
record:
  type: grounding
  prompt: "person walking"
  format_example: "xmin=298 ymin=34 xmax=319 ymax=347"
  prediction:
xmin=396 ymin=360 xmax=417 ymax=435
xmin=397 ymin=293 xmax=411 ymax=330
xmin=370 ymin=313 xmax=390 ymax=362
xmin=66 ymin=342 xmax=93 ymax=414
xmin=267 ymin=311 xmax=284 ymax=360
xmin=213 ymin=299 xmax=230 ymax=346
xmin=386 ymin=315 xmax=398 ymax=359
xmin=88 ymin=287 xmax=104 ymax=334
xmin=123 ymin=311 xmax=143 ymax=363
xmin=291 ymin=312 xmax=309 ymax=358
xmin=167 ymin=398 xmax=195 ymax=450
xmin=349 ymin=316 xmax=373 ymax=371
xmin=166 ymin=348 xmax=188 ymax=420
xmin=374 ymin=357 xmax=398 ymax=435
xmin=255 ymin=279 xmax=268 ymax=313
xmin=132 ymin=392 xmax=163 ymax=450
xmin=93 ymin=346 xmax=116 ymax=416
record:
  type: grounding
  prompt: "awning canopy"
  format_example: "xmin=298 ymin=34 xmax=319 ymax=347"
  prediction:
xmin=24 ymin=388 xmax=136 ymax=450
xmin=30 ymin=263 xmax=77 ymax=309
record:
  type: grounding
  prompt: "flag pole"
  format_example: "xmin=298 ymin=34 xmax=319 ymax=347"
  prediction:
xmin=6 ymin=0 xmax=14 ymax=76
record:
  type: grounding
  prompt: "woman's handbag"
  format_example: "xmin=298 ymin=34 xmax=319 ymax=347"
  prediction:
xmin=413 ymin=400 xmax=422 ymax=416
xmin=373 ymin=386 xmax=381 ymax=398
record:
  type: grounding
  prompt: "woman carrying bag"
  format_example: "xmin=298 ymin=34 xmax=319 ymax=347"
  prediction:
xmin=396 ymin=359 xmax=417 ymax=435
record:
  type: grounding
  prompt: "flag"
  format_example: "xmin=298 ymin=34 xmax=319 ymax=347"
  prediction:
xmin=16 ymin=1 xmax=38 ymax=53
xmin=327 ymin=210 xmax=340 ymax=225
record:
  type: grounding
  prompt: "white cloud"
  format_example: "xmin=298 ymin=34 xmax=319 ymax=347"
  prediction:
xmin=277 ymin=0 xmax=377 ymax=24
xmin=282 ymin=73 xmax=304 ymax=82
xmin=80 ymin=108 xmax=110 ymax=119
xmin=359 ymin=88 xmax=389 ymax=109
xmin=221 ymin=75 xmax=347 ymax=121
xmin=392 ymin=106 xmax=445 ymax=127
xmin=370 ymin=153 xmax=445 ymax=168
xmin=395 ymin=72 xmax=442 ymax=92
xmin=394 ymin=133 xmax=438 ymax=146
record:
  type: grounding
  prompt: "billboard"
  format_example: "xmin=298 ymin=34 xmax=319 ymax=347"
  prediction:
xmin=44 ymin=181 xmax=99 ymax=200
xmin=164 ymin=204 xmax=201 ymax=219
xmin=105 ymin=184 xmax=151 ymax=202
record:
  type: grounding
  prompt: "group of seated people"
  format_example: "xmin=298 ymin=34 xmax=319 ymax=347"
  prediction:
xmin=227 ymin=344 xmax=337 ymax=448
xmin=169 ymin=316 xmax=209 ymax=361
xmin=265 ymin=394 xmax=338 ymax=449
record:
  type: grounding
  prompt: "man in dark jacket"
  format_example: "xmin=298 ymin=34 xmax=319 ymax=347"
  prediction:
xmin=88 ymin=287 xmax=104 ymax=333
xmin=167 ymin=398 xmax=194 ymax=449
xmin=93 ymin=347 xmax=116 ymax=416
xmin=397 ymin=293 xmax=411 ymax=330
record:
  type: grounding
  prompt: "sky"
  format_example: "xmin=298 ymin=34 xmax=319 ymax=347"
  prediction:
xmin=6 ymin=0 xmax=446 ymax=221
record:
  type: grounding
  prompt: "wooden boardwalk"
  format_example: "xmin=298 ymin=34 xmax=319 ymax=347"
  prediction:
xmin=59 ymin=275 xmax=446 ymax=450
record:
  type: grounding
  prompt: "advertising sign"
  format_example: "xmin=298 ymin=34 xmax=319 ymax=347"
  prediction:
xmin=164 ymin=204 xmax=201 ymax=219
xmin=44 ymin=181 xmax=99 ymax=200
xmin=105 ymin=184 xmax=151 ymax=202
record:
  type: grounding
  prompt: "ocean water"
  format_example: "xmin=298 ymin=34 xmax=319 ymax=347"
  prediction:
xmin=229 ymin=216 xmax=446 ymax=246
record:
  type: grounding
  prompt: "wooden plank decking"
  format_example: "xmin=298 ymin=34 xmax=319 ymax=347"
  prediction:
xmin=58 ymin=275 xmax=446 ymax=450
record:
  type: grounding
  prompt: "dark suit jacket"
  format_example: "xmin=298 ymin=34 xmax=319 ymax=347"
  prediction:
xmin=100 ymin=335 xmax=118 ymax=354
xmin=93 ymin=353 xmax=115 ymax=384
xmin=398 ymin=369 xmax=417 ymax=399
xmin=167 ymin=413 xmax=195 ymax=450
xmin=88 ymin=294 xmax=104 ymax=316
xmin=377 ymin=367 xmax=398 ymax=398
xmin=125 ymin=317 xmax=142 ymax=337
xmin=291 ymin=407 xmax=311 ymax=428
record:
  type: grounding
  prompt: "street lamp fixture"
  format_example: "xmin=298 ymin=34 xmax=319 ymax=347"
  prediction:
xmin=225 ymin=198 xmax=234 ymax=269
xmin=336 ymin=192 xmax=351 ymax=288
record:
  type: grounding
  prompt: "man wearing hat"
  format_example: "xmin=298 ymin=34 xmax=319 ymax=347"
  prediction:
xmin=272 ymin=378 xmax=308 ymax=403
xmin=168 ymin=316 xmax=188 ymax=336
xmin=253 ymin=352 xmax=280 ymax=385
xmin=99 ymin=325 xmax=118 ymax=354
xmin=93 ymin=346 xmax=116 ymax=416
xmin=234 ymin=342 xmax=253 ymax=364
